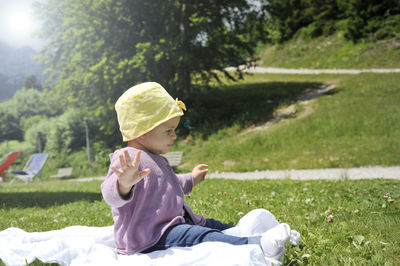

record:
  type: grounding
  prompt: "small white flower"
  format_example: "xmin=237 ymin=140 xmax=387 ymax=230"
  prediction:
xmin=142 ymin=117 xmax=146 ymax=120
xmin=155 ymin=109 xmax=159 ymax=114
xmin=305 ymin=198 xmax=312 ymax=204
xmin=149 ymin=96 xmax=153 ymax=100
xmin=136 ymin=103 xmax=140 ymax=107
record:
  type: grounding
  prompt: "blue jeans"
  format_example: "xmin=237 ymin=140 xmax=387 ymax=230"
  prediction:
xmin=142 ymin=216 xmax=249 ymax=253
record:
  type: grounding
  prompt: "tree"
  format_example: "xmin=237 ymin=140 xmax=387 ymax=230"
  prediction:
xmin=34 ymin=0 xmax=266 ymax=144
xmin=23 ymin=75 xmax=43 ymax=91
xmin=263 ymin=0 xmax=311 ymax=43
xmin=262 ymin=0 xmax=400 ymax=42
xmin=0 ymin=88 xmax=64 ymax=141
xmin=0 ymin=105 xmax=23 ymax=141
xmin=304 ymin=0 xmax=341 ymax=37
xmin=337 ymin=0 xmax=400 ymax=41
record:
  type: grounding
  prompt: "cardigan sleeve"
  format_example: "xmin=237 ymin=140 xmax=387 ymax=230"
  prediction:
xmin=101 ymin=168 xmax=135 ymax=208
xmin=176 ymin=173 xmax=194 ymax=195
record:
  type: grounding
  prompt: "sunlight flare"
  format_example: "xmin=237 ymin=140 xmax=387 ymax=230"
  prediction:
xmin=6 ymin=9 xmax=33 ymax=36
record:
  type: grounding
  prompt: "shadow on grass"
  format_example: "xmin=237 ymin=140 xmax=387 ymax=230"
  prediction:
xmin=179 ymin=81 xmax=324 ymax=138
xmin=0 ymin=191 xmax=103 ymax=209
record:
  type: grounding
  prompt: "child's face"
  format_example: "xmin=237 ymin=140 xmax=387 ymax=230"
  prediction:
xmin=139 ymin=116 xmax=180 ymax=155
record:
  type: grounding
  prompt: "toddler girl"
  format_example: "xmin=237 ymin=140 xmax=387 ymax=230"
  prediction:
xmin=101 ymin=82 xmax=293 ymax=262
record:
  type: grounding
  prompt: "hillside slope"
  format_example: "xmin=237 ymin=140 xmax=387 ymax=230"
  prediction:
xmin=258 ymin=34 xmax=400 ymax=69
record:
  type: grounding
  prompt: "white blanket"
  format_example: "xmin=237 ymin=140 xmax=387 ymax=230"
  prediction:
xmin=0 ymin=209 xmax=299 ymax=266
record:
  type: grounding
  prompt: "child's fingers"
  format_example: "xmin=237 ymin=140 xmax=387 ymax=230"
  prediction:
xmin=201 ymin=169 xmax=208 ymax=178
xmin=110 ymin=165 xmax=123 ymax=175
xmin=138 ymin=168 xmax=151 ymax=179
xmin=133 ymin=150 xmax=142 ymax=168
xmin=198 ymin=164 xmax=208 ymax=169
xmin=119 ymin=154 xmax=126 ymax=169
xmin=200 ymin=167 xmax=209 ymax=176
xmin=124 ymin=150 xmax=132 ymax=165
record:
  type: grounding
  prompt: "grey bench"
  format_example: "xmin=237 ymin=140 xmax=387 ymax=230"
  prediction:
xmin=50 ymin=167 xmax=73 ymax=179
xmin=162 ymin=151 xmax=183 ymax=167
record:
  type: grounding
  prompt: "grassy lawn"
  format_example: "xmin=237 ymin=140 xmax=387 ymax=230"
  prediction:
xmin=1 ymin=178 xmax=399 ymax=265
xmin=175 ymin=73 xmax=400 ymax=173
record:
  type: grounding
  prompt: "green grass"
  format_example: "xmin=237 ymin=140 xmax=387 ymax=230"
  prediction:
xmin=258 ymin=33 xmax=400 ymax=69
xmin=175 ymin=73 xmax=400 ymax=173
xmin=1 ymin=179 xmax=399 ymax=265
xmin=0 ymin=181 xmax=112 ymax=232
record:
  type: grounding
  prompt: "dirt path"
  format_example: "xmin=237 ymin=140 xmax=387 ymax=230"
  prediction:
xmin=208 ymin=166 xmax=400 ymax=180
xmin=226 ymin=66 xmax=400 ymax=74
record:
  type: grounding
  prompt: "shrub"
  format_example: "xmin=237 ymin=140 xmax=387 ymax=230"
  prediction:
xmin=23 ymin=108 xmax=89 ymax=155
xmin=24 ymin=117 xmax=50 ymax=153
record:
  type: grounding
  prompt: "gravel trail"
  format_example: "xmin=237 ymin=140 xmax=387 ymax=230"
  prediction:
xmin=226 ymin=66 xmax=400 ymax=74
xmin=208 ymin=166 xmax=400 ymax=180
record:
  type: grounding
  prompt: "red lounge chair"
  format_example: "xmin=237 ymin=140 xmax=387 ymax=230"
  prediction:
xmin=0 ymin=152 xmax=20 ymax=181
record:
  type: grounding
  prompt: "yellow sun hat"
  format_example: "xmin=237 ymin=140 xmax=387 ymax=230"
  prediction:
xmin=115 ymin=82 xmax=187 ymax=142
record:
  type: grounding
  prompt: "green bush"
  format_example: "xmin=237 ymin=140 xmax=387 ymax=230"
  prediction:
xmin=93 ymin=141 xmax=113 ymax=168
xmin=24 ymin=117 xmax=50 ymax=153
xmin=23 ymin=108 xmax=88 ymax=155
xmin=65 ymin=148 xmax=108 ymax=177
xmin=0 ymin=104 xmax=23 ymax=141
xmin=45 ymin=108 xmax=87 ymax=154
xmin=374 ymin=14 xmax=400 ymax=40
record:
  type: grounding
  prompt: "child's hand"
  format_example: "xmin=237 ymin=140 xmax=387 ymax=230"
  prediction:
xmin=192 ymin=164 xmax=208 ymax=186
xmin=110 ymin=150 xmax=151 ymax=197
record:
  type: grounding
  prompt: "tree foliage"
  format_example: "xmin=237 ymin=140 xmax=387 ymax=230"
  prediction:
xmin=0 ymin=88 xmax=66 ymax=141
xmin=23 ymin=75 xmax=43 ymax=91
xmin=33 ymin=0 xmax=266 ymax=145
xmin=263 ymin=0 xmax=400 ymax=43
xmin=264 ymin=0 xmax=311 ymax=43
